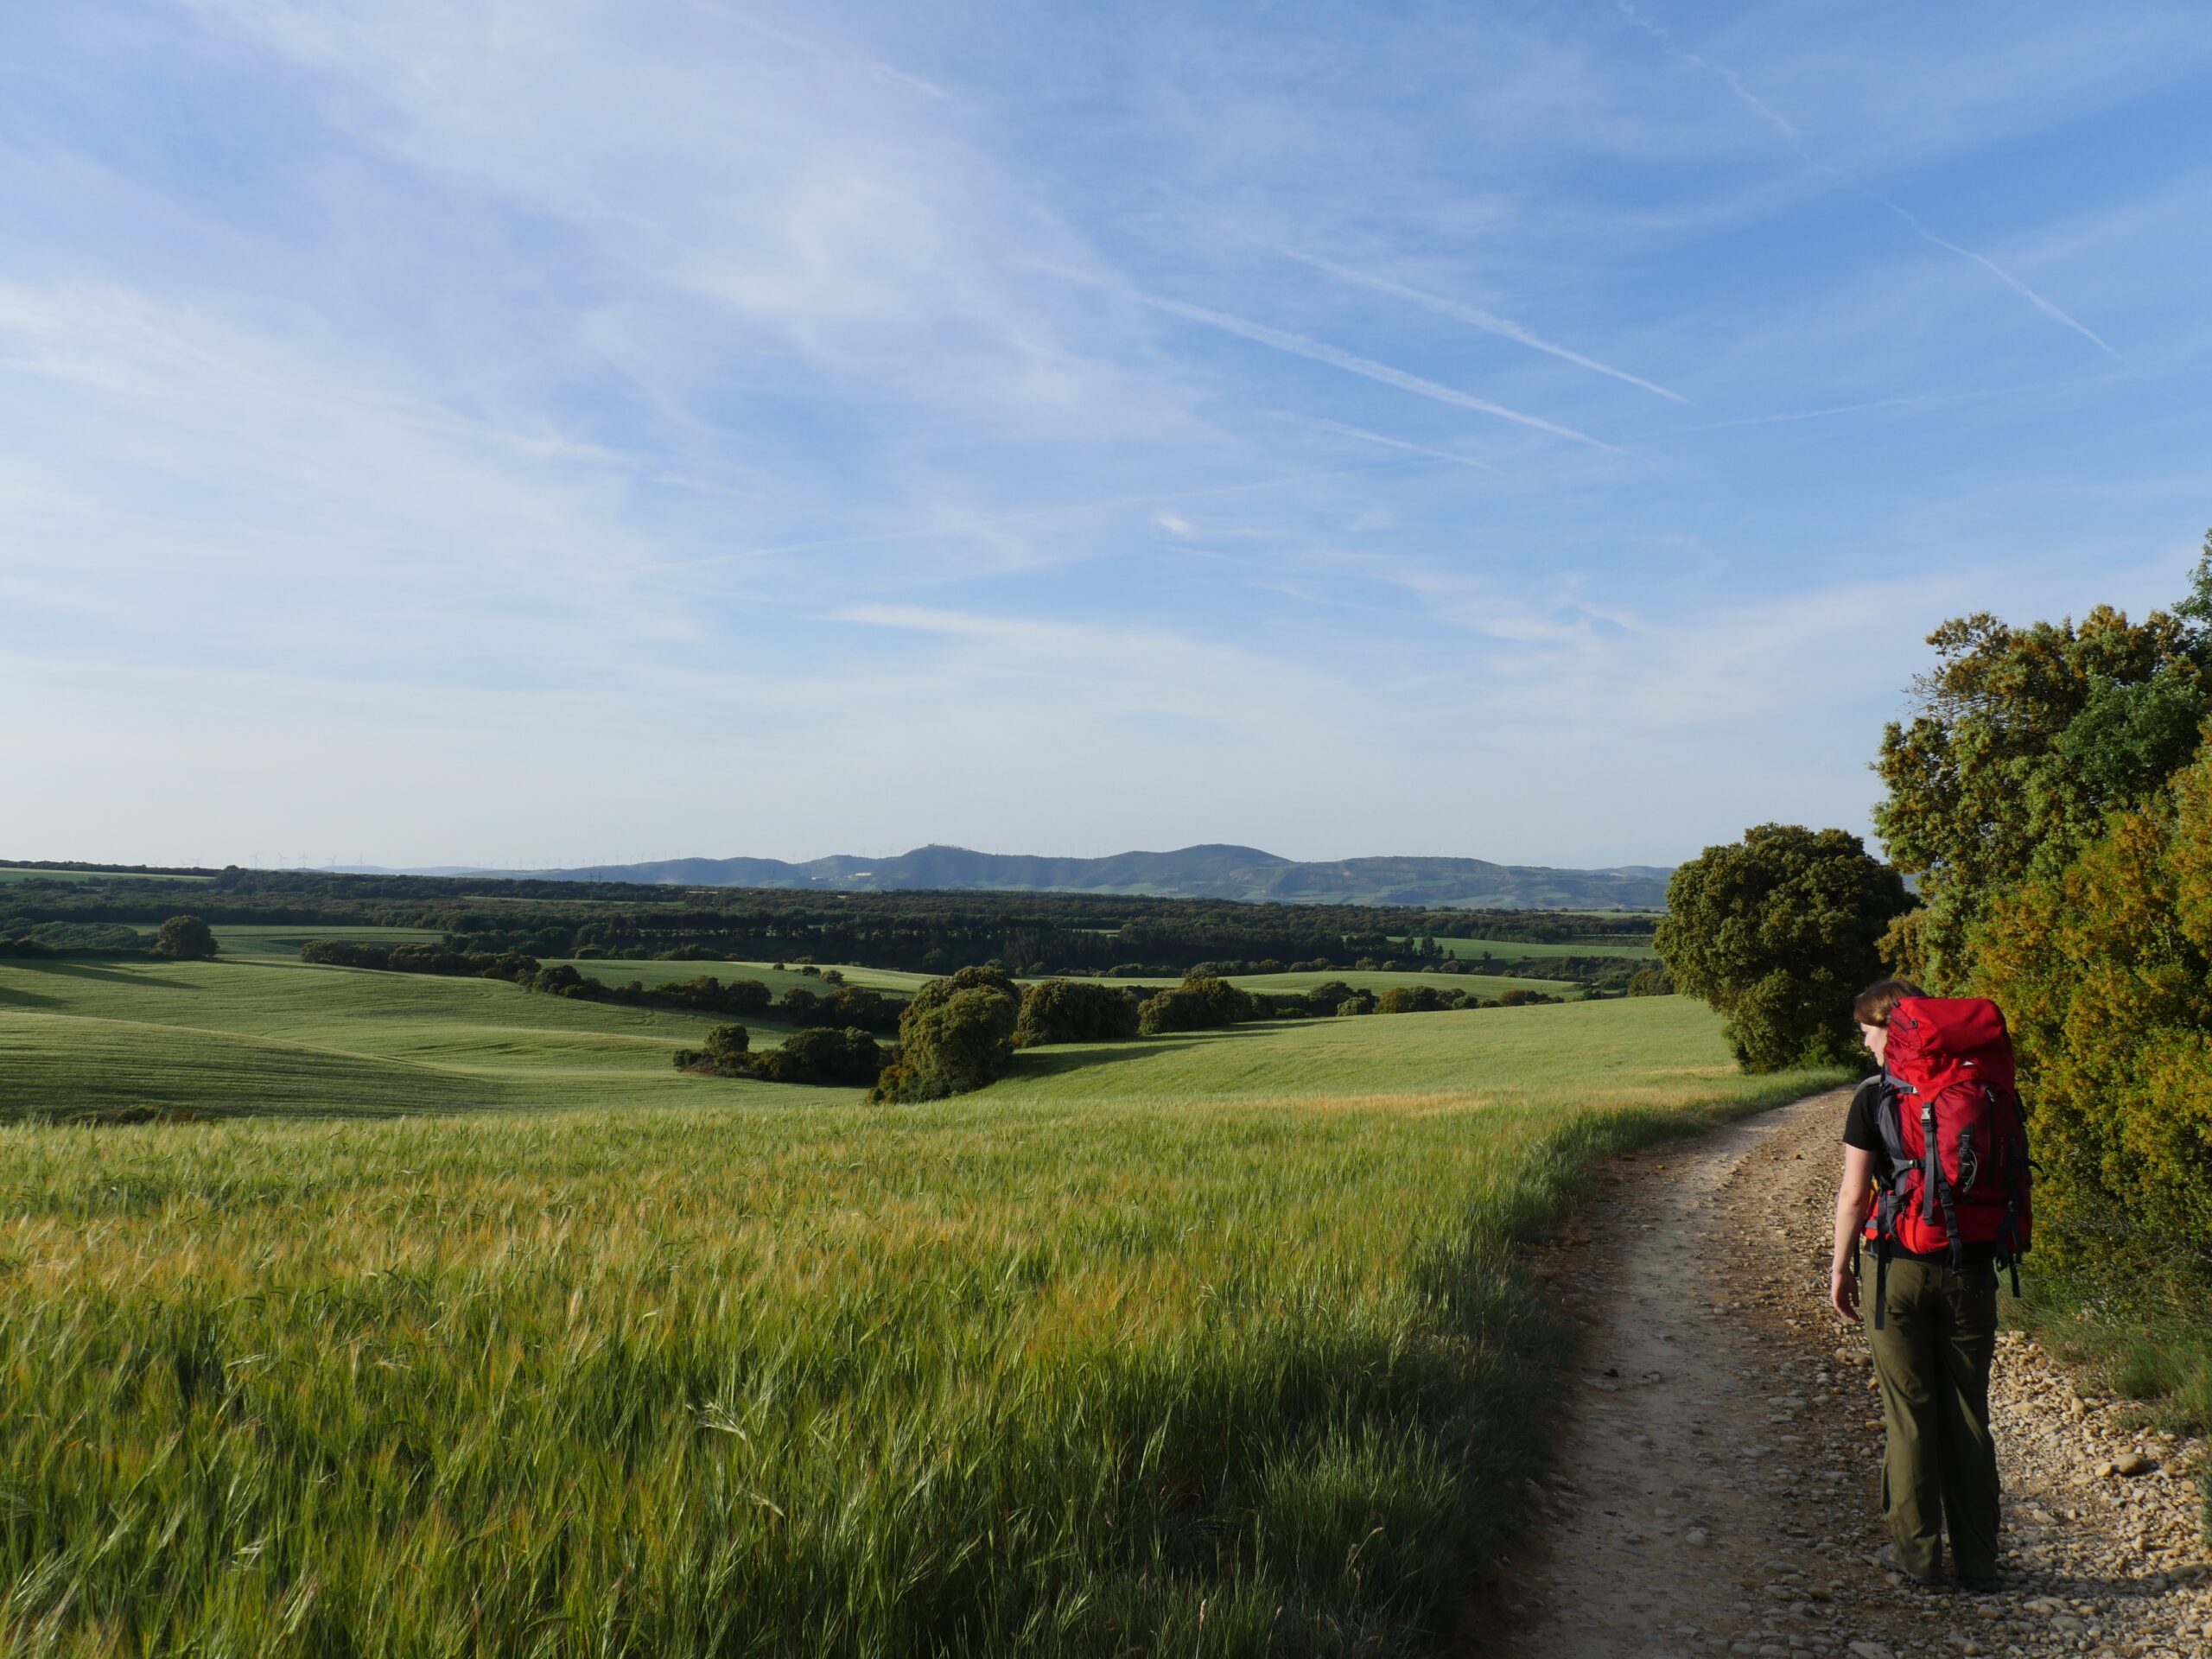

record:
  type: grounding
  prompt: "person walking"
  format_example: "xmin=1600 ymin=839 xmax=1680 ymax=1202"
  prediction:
xmin=1827 ymin=978 xmax=2030 ymax=1592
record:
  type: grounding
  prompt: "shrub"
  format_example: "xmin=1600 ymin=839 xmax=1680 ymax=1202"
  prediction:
xmin=1655 ymin=823 xmax=1911 ymax=1073
xmin=871 ymin=967 xmax=1022 ymax=1103
xmin=1970 ymin=741 xmax=2212 ymax=1274
xmin=1336 ymin=995 xmax=1375 ymax=1017
xmin=678 ymin=1022 xmax=882 ymax=1086
xmin=1375 ymin=986 xmax=1451 ymax=1015
xmin=152 ymin=915 xmax=218 ymax=961
xmin=1625 ymin=967 xmax=1675 ymax=997
xmin=1013 ymin=979 xmax=1143 ymax=1047
xmin=1137 ymin=975 xmax=1251 ymax=1036
xmin=531 ymin=964 xmax=590 ymax=997
xmin=825 ymin=983 xmax=900 ymax=1033
xmin=750 ymin=1027 xmax=883 ymax=1086
xmin=1493 ymin=989 xmax=1560 ymax=1007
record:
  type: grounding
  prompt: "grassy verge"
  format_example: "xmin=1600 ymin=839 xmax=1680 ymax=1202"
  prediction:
xmin=0 ymin=989 xmax=1838 ymax=1654
xmin=2004 ymin=1262 xmax=2212 ymax=1544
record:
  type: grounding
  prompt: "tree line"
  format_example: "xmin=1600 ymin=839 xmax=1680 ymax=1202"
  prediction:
xmin=3 ymin=865 xmax=1650 ymax=978
xmin=677 ymin=969 xmax=1566 ymax=1100
xmin=296 ymin=939 xmax=906 ymax=1033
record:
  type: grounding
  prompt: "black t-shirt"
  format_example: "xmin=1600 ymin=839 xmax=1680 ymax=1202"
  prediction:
xmin=1846 ymin=1073 xmax=1996 ymax=1267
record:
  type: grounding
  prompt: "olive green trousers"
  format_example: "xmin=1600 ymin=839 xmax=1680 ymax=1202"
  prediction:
xmin=1866 ymin=1255 xmax=2001 ymax=1580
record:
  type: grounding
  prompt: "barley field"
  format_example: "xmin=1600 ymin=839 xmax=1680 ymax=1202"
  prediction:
xmin=0 ymin=961 xmax=1840 ymax=1656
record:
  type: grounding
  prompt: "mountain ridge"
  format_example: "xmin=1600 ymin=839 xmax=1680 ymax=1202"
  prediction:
xmin=477 ymin=843 xmax=1671 ymax=909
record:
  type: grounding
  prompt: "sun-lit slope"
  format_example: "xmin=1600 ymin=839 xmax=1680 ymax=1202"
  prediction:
xmin=1417 ymin=935 xmax=1659 ymax=962
xmin=994 ymin=995 xmax=1740 ymax=1107
xmin=0 ymin=995 xmax=1840 ymax=1655
xmin=213 ymin=924 xmax=447 ymax=958
xmin=1220 ymin=967 xmax=1578 ymax=998
xmin=537 ymin=957 xmax=931 ymax=995
xmin=0 ymin=956 xmax=794 ymax=1119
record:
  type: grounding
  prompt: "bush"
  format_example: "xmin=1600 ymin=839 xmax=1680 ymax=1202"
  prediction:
xmin=152 ymin=915 xmax=218 ymax=961
xmin=1336 ymin=995 xmax=1375 ymax=1017
xmin=1374 ymin=986 xmax=1455 ymax=1014
xmin=678 ymin=1022 xmax=882 ymax=1086
xmin=824 ymin=983 xmax=900 ymax=1033
xmin=1137 ymin=974 xmax=1251 ymax=1036
xmin=1654 ymin=823 xmax=1910 ymax=1072
xmin=1970 ymin=741 xmax=2212 ymax=1275
xmin=531 ymin=964 xmax=590 ymax=997
xmin=1013 ymin=979 xmax=1143 ymax=1047
xmin=1625 ymin=967 xmax=1675 ymax=997
xmin=749 ymin=1027 xmax=883 ymax=1086
xmin=1493 ymin=988 xmax=1560 ymax=1007
xmin=871 ymin=967 xmax=1022 ymax=1103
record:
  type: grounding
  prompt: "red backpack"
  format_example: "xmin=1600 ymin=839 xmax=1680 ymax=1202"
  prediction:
xmin=1862 ymin=996 xmax=2032 ymax=1327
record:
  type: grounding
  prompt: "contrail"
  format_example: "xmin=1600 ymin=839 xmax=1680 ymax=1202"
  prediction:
xmin=1285 ymin=251 xmax=1688 ymax=404
xmin=1128 ymin=289 xmax=1621 ymax=451
xmin=1296 ymin=416 xmax=1504 ymax=474
xmin=1618 ymin=2 xmax=2119 ymax=359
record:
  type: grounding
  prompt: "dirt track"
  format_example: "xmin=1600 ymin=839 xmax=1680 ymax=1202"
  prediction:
xmin=1501 ymin=1088 xmax=2209 ymax=1659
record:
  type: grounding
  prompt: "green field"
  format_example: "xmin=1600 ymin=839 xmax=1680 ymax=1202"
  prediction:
xmin=1222 ymin=968 xmax=1578 ymax=999
xmin=1408 ymin=936 xmax=1659 ymax=963
xmin=0 ymin=957 xmax=1839 ymax=1655
xmin=214 ymin=923 xmax=448 ymax=959
xmin=540 ymin=957 xmax=933 ymax=997
xmin=0 ymin=956 xmax=805 ymax=1121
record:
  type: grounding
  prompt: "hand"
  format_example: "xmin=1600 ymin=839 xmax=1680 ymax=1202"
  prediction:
xmin=1830 ymin=1263 xmax=1861 ymax=1325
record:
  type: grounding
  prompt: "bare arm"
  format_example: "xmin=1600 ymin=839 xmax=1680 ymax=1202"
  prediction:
xmin=1830 ymin=1144 xmax=1877 ymax=1323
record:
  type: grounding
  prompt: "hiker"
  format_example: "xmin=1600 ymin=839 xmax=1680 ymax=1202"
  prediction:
xmin=1827 ymin=978 xmax=2031 ymax=1592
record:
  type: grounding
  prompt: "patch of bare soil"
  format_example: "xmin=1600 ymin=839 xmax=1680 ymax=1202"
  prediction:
xmin=1497 ymin=1089 xmax=2209 ymax=1659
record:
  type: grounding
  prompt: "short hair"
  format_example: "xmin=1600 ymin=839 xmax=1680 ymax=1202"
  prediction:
xmin=1853 ymin=978 xmax=1928 ymax=1027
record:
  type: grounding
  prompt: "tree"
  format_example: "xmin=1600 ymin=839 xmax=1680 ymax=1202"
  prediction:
xmin=1872 ymin=545 xmax=2211 ymax=986
xmin=870 ymin=966 xmax=1022 ymax=1102
xmin=1136 ymin=974 xmax=1251 ymax=1036
xmin=1656 ymin=824 xmax=1911 ymax=1072
xmin=153 ymin=914 xmax=218 ymax=960
xmin=1625 ymin=967 xmax=1675 ymax=997
xmin=1968 ymin=748 xmax=2212 ymax=1273
xmin=1012 ymin=979 xmax=1141 ymax=1047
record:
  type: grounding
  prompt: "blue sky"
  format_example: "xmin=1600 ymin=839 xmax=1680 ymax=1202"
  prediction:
xmin=3 ymin=2 xmax=2208 ymax=870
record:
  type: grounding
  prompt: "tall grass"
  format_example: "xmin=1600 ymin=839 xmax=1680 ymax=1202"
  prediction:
xmin=0 ymin=972 xmax=1840 ymax=1655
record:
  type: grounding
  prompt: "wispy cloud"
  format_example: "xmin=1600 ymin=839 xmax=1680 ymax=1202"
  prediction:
xmin=632 ymin=466 xmax=1366 ymax=575
xmin=1099 ymin=283 xmax=1621 ymax=451
xmin=1284 ymin=251 xmax=1688 ymax=404
xmin=1294 ymin=416 xmax=1503 ymax=474
xmin=1618 ymin=2 xmax=2121 ymax=359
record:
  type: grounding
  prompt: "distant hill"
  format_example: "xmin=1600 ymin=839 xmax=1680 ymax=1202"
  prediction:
xmin=486 ymin=844 xmax=1671 ymax=910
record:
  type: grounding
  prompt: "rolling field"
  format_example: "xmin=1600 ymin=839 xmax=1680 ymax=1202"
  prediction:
xmin=0 ymin=965 xmax=1841 ymax=1655
xmin=1408 ymin=936 xmax=1659 ymax=963
xmin=1220 ymin=967 xmax=1579 ymax=999
xmin=0 ymin=956 xmax=806 ymax=1121
xmin=538 ymin=957 xmax=933 ymax=997
xmin=213 ymin=924 xmax=449 ymax=958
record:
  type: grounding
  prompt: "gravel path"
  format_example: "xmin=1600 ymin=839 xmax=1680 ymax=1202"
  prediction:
xmin=1501 ymin=1088 xmax=2209 ymax=1659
